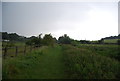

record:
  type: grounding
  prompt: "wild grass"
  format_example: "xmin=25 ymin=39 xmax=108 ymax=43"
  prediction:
xmin=3 ymin=47 xmax=44 ymax=79
xmin=103 ymin=39 xmax=119 ymax=43
xmin=78 ymin=44 xmax=120 ymax=61
xmin=3 ymin=43 xmax=120 ymax=79
xmin=62 ymin=44 xmax=120 ymax=79
xmin=3 ymin=45 xmax=66 ymax=79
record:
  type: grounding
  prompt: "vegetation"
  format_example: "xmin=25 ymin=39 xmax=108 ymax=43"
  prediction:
xmin=2 ymin=32 xmax=120 ymax=79
xmin=58 ymin=34 xmax=72 ymax=44
xmin=2 ymin=32 xmax=27 ymax=42
xmin=26 ymin=37 xmax=41 ymax=47
xmin=78 ymin=44 xmax=120 ymax=61
xmin=3 ymin=45 xmax=66 ymax=79
xmin=103 ymin=39 xmax=119 ymax=44
xmin=62 ymin=45 xmax=120 ymax=79
xmin=42 ymin=34 xmax=56 ymax=46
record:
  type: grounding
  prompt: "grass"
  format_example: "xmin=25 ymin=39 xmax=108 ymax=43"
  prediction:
xmin=2 ymin=45 xmax=38 ymax=58
xmin=78 ymin=44 xmax=120 ymax=61
xmin=2 ymin=41 xmax=25 ymax=48
xmin=103 ymin=39 xmax=119 ymax=43
xmin=3 ymin=45 xmax=66 ymax=79
xmin=3 ymin=43 xmax=120 ymax=79
xmin=62 ymin=44 xmax=120 ymax=79
xmin=2 ymin=41 xmax=27 ymax=57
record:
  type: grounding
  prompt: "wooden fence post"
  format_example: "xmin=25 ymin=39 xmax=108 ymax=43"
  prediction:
xmin=3 ymin=47 xmax=7 ymax=59
xmin=15 ymin=46 xmax=18 ymax=56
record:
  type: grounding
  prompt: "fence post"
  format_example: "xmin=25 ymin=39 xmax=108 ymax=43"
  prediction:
xmin=3 ymin=47 xmax=7 ymax=59
xmin=15 ymin=46 xmax=18 ymax=56
xmin=24 ymin=45 xmax=26 ymax=55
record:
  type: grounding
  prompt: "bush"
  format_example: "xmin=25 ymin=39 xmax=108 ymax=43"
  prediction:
xmin=58 ymin=34 xmax=72 ymax=44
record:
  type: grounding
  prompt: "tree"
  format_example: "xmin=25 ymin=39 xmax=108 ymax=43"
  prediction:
xmin=2 ymin=32 xmax=27 ymax=42
xmin=26 ymin=36 xmax=41 ymax=47
xmin=31 ymin=37 xmax=41 ymax=46
xmin=58 ymin=34 xmax=72 ymax=44
xmin=25 ymin=40 xmax=32 ymax=46
xmin=2 ymin=32 xmax=9 ymax=40
xmin=42 ymin=34 xmax=55 ymax=46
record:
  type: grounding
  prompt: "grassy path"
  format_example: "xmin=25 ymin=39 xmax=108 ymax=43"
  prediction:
xmin=31 ymin=45 xmax=66 ymax=79
xmin=3 ymin=45 xmax=67 ymax=79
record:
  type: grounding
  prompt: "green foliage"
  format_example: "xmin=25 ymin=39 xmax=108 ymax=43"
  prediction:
xmin=71 ymin=40 xmax=79 ymax=46
xmin=58 ymin=34 xmax=72 ymax=44
xmin=2 ymin=32 xmax=27 ymax=42
xmin=2 ymin=32 xmax=9 ymax=40
xmin=26 ymin=34 xmax=42 ymax=47
xmin=42 ymin=34 xmax=55 ymax=46
xmin=3 ymin=45 xmax=66 ymax=79
xmin=79 ymin=40 xmax=91 ymax=44
xmin=3 ymin=49 xmax=44 ymax=79
xmin=62 ymin=45 xmax=120 ymax=79
xmin=78 ymin=44 xmax=120 ymax=61
xmin=103 ymin=39 xmax=119 ymax=44
xmin=31 ymin=37 xmax=41 ymax=46
xmin=25 ymin=40 xmax=32 ymax=46
xmin=25 ymin=34 xmax=56 ymax=47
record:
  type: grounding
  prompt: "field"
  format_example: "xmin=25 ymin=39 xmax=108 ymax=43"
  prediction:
xmin=103 ymin=39 xmax=119 ymax=44
xmin=62 ymin=44 xmax=120 ymax=79
xmin=2 ymin=43 xmax=120 ymax=79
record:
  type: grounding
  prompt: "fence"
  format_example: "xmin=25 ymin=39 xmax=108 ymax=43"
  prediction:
xmin=2 ymin=45 xmax=40 ymax=59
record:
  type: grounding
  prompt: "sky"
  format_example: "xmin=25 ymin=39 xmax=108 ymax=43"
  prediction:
xmin=2 ymin=1 xmax=119 ymax=40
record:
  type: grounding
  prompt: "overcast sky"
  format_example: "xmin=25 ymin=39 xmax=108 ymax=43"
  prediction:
xmin=2 ymin=2 xmax=118 ymax=40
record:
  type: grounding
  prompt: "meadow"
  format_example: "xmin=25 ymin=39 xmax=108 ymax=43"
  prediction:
xmin=103 ymin=39 xmax=119 ymax=44
xmin=2 ymin=42 xmax=120 ymax=79
xmin=62 ymin=44 xmax=120 ymax=79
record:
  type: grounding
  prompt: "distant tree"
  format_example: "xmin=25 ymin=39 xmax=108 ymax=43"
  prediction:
xmin=26 ymin=35 xmax=42 ymax=47
xmin=25 ymin=40 xmax=32 ymax=46
xmin=38 ymin=33 xmax=42 ymax=39
xmin=9 ymin=33 xmax=20 ymax=41
xmin=53 ymin=37 xmax=57 ymax=43
xmin=2 ymin=32 xmax=27 ymax=42
xmin=38 ymin=33 xmax=42 ymax=46
xmin=32 ymin=37 xmax=41 ymax=46
xmin=25 ymin=37 xmax=37 ymax=46
xmin=28 ymin=36 xmax=36 ymax=40
xmin=58 ymin=34 xmax=72 ymax=44
xmin=42 ymin=34 xmax=55 ymax=46
xmin=98 ymin=39 xmax=103 ymax=44
xmin=2 ymin=32 xmax=9 ymax=40
xmin=79 ymin=40 xmax=90 ymax=44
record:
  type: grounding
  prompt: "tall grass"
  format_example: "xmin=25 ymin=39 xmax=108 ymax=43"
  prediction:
xmin=2 ymin=47 xmax=45 ymax=79
xmin=78 ymin=44 xmax=120 ymax=61
xmin=62 ymin=45 xmax=120 ymax=79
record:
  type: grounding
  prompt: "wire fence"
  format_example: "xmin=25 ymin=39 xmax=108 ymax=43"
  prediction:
xmin=2 ymin=45 xmax=40 ymax=59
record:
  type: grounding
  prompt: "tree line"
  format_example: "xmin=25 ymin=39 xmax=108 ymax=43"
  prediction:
xmin=1 ymin=32 xmax=120 ymax=46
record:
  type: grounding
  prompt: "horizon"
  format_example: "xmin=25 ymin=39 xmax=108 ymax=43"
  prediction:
xmin=2 ymin=31 xmax=119 ymax=41
xmin=2 ymin=2 xmax=119 ymax=41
